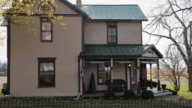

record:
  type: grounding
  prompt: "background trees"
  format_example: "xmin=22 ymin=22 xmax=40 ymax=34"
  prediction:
xmin=144 ymin=0 xmax=192 ymax=91
xmin=160 ymin=47 xmax=186 ymax=91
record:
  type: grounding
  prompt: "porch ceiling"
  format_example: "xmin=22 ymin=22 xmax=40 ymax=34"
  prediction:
xmin=79 ymin=44 xmax=163 ymax=58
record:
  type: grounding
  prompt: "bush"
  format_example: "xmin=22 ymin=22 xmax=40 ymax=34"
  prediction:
xmin=166 ymin=89 xmax=177 ymax=95
xmin=2 ymin=88 xmax=8 ymax=95
xmin=152 ymin=82 xmax=158 ymax=87
xmin=141 ymin=90 xmax=154 ymax=99
xmin=123 ymin=90 xmax=135 ymax=99
xmin=104 ymin=92 xmax=115 ymax=100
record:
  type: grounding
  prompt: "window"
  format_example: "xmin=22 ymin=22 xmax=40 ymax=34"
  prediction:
xmin=97 ymin=64 xmax=111 ymax=85
xmin=38 ymin=58 xmax=56 ymax=88
xmin=107 ymin=22 xmax=117 ymax=44
xmin=40 ymin=17 xmax=52 ymax=42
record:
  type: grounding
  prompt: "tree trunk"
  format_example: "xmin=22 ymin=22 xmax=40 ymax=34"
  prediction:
xmin=188 ymin=68 xmax=192 ymax=91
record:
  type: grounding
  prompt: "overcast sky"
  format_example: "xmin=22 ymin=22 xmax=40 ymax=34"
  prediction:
xmin=0 ymin=0 xmax=169 ymax=63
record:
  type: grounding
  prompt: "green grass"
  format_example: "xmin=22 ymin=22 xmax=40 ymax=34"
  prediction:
xmin=0 ymin=86 xmax=3 ymax=97
xmin=166 ymin=85 xmax=192 ymax=103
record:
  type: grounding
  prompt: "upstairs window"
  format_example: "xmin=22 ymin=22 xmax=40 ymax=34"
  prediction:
xmin=40 ymin=18 xmax=52 ymax=42
xmin=107 ymin=22 xmax=117 ymax=44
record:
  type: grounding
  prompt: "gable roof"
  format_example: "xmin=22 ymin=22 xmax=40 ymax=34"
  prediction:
xmin=79 ymin=5 xmax=148 ymax=21
xmin=59 ymin=0 xmax=89 ymax=18
xmin=79 ymin=44 xmax=163 ymax=58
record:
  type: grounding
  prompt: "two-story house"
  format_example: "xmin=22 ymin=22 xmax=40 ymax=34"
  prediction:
xmin=5 ymin=0 xmax=163 ymax=97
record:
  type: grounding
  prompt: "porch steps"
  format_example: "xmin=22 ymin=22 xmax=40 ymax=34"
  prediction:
xmin=146 ymin=87 xmax=173 ymax=97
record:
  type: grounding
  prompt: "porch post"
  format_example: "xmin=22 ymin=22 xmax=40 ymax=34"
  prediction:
xmin=150 ymin=64 xmax=152 ymax=89
xmin=157 ymin=60 xmax=161 ymax=91
xmin=111 ymin=58 xmax=113 ymax=92
xmin=137 ymin=58 xmax=140 ymax=94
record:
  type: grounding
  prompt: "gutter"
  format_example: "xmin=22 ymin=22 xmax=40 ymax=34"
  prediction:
xmin=73 ymin=57 xmax=81 ymax=100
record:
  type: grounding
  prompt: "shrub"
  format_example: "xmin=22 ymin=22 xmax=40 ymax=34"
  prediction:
xmin=2 ymin=88 xmax=8 ymax=95
xmin=141 ymin=90 xmax=154 ymax=99
xmin=166 ymin=89 xmax=177 ymax=95
xmin=172 ymin=91 xmax=178 ymax=95
xmin=104 ymin=92 xmax=115 ymax=100
xmin=152 ymin=82 xmax=158 ymax=87
xmin=123 ymin=90 xmax=135 ymax=99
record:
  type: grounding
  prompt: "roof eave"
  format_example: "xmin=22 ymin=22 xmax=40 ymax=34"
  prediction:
xmin=87 ymin=19 xmax=148 ymax=21
xmin=141 ymin=44 xmax=163 ymax=58
xmin=79 ymin=55 xmax=141 ymax=57
xmin=59 ymin=0 xmax=89 ymax=19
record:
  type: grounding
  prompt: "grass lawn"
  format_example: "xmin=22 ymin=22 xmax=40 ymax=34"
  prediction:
xmin=0 ymin=86 xmax=3 ymax=97
xmin=166 ymin=85 xmax=192 ymax=102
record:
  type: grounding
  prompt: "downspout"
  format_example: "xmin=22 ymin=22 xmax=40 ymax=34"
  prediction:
xmin=73 ymin=57 xmax=81 ymax=100
xmin=82 ymin=21 xmax=84 ymax=51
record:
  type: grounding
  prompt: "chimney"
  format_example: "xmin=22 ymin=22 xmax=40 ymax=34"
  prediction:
xmin=76 ymin=0 xmax=82 ymax=7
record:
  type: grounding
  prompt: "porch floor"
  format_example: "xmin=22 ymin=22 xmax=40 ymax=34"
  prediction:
xmin=82 ymin=87 xmax=172 ymax=98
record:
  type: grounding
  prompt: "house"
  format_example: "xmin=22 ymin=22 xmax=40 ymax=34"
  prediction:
xmin=5 ymin=0 xmax=163 ymax=97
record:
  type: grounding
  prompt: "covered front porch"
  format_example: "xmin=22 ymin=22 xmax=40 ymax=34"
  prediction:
xmin=78 ymin=44 xmax=163 ymax=96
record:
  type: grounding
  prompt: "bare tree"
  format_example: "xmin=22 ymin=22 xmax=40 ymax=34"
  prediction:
xmin=160 ymin=46 xmax=186 ymax=91
xmin=143 ymin=0 xmax=192 ymax=91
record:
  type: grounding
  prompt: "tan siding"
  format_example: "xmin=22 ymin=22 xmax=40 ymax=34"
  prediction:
xmin=84 ymin=21 xmax=107 ymax=44
xmin=118 ymin=21 xmax=142 ymax=44
xmin=113 ymin=64 xmax=125 ymax=80
xmin=31 ymin=0 xmax=78 ymax=14
xmin=10 ymin=16 xmax=82 ymax=97
xmin=84 ymin=21 xmax=142 ymax=44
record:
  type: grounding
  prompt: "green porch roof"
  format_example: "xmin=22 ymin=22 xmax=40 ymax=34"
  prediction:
xmin=80 ymin=44 xmax=163 ymax=58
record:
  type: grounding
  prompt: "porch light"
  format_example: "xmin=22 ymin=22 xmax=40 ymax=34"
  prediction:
xmin=128 ymin=64 xmax=131 ymax=67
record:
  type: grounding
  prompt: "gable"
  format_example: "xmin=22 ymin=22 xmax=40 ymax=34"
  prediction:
xmin=142 ymin=49 xmax=160 ymax=58
xmin=31 ymin=0 xmax=78 ymax=14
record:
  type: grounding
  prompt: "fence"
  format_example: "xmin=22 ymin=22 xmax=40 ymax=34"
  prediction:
xmin=0 ymin=97 xmax=192 ymax=107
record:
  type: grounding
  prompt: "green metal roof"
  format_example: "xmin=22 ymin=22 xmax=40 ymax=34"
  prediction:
xmin=80 ymin=44 xmax=163 ymax=58
xmin=79 ymin=5 xmax=148 ymax=21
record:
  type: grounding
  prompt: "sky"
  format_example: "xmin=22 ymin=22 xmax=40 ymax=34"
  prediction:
xmin=0 ymin=0 xmax=169 ymax=65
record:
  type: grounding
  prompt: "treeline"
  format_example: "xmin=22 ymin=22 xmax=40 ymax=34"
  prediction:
xmin=0 ymin=61 xmax=7 ymax=76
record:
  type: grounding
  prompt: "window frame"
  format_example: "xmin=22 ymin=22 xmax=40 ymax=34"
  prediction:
xmin=107 ymin=22 xmax=117 ymax=44
xmin=38 ymin=58 xmax=56 ymax=88
xmin=97 ymin=63 xmax=111 ymax=85
xmin=40 ymin=17 xmax=53 ymax=42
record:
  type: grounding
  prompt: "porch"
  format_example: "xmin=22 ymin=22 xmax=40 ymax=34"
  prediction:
xmin=79 ymin=44 xmax=164 ymax=96
xmin=82 ymin=87 xmax=172 ymax=98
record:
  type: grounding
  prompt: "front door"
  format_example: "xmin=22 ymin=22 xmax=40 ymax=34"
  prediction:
xmin=128 ymin=64 xmax=137 ymax=90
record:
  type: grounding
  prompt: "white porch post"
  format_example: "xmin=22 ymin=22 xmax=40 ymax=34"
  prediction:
xmin=157 ymin=59 xmax=161 ymax=91
xmin=137 ymin=58 xmax=140 ymax=94
xmin=150 ymin=64 xmax=152 ymax=89
xmin=111 ymin=58 xmax=113 ymax=92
